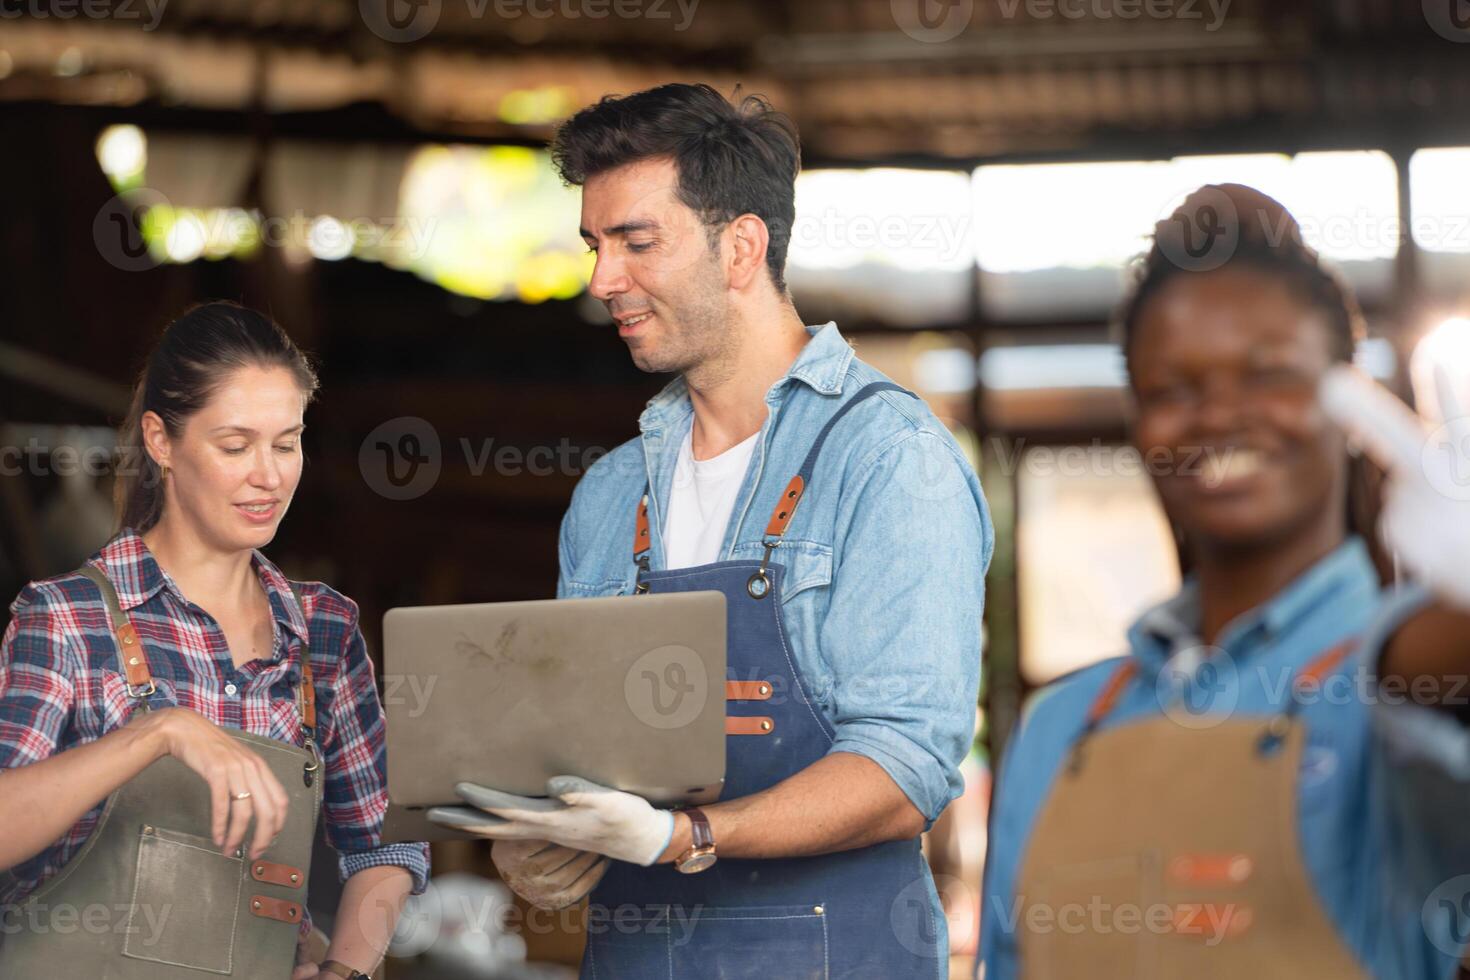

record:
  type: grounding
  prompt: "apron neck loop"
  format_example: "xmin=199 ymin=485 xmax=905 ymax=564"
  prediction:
xmin=286 ymin=584 xmax=322 ymax=783
xmin=629 ymin=381 xmax=919 ymax=602
xmin=76 ymin=565 xmax=156 ymax=708
xmin=1069 ymin=659 xmax=1138 ymax=774
xmin=1257 ymin=637 xmax=1358 ymax=754
xmin=633 ymin=494 xmax=652 ymax=593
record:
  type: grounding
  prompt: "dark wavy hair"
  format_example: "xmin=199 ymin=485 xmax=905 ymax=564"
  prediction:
xmin=115 ymin=302 xmax=318 ymax=533
xmin=1116 ymin=183 xmax=1380 ymax=551
xmin=551 ymin=82 xmax=801 ymax=292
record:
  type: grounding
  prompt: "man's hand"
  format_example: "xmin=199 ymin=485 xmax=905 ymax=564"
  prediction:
xmin=491 ymin=838 xmax=610 ymax=909
xmin=1320 ymin=364 xmax=1470 ymax=610
xmin=425 ymin=776 xmax=675 ymax=866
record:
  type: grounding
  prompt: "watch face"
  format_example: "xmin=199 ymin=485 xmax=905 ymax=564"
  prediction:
xmin=678 ymin=850 xmax=718 ymax=874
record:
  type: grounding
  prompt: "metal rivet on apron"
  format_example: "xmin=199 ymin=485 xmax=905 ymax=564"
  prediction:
xmin=303 ymin=769 xmax=314 ymax=788
xmin=813 ymin=905 xmax=824 ymax=915
xmin=142 ymin=825 xmax=153 ymax=835
xmin=758 ymin=683 xmax=770 ymax=697
xmin=255 ymin=864 xmax=265 ymax=876
xmin=252 ymin=900 xmax=262 ymax=910
xmin=123 ymin=635 xmax=134 ymax=646
xmin=290 ymin=873 xmax=300 ymax=883
xmin=760 ymin=719 xmax=773 ymax=733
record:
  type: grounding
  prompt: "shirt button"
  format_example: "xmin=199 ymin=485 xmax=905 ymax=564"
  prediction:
xmin=224 ymin=683 xmax=238 ymax=696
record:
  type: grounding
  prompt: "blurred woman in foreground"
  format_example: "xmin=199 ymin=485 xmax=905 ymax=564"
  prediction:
xmin=982 ymin=185 xmax=1470 ymax=979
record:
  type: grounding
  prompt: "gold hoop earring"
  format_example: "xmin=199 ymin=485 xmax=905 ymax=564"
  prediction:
xmin=160 ymin=464 xmax=170 ymax=479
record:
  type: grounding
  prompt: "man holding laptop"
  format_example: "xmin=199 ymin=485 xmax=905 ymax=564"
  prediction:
xmin=428 ymin=83 xmax=992 ymax=976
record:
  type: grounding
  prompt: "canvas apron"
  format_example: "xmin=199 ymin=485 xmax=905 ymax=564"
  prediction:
xmin=1015 ymin=641 xmax=1369 ymax=979
xmin=582 ymin=382 xmax=946 ymax=980
xmin=0 ymin=564 xmax=323 ymax=978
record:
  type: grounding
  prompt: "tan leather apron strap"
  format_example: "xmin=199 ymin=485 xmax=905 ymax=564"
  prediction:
xmin=285 ymin=584 xmax=317 ymax=735
xmin=725 ymin=680 xmax=773 ymax=701
xmin=725 ymin=716 xmax=774 ymax=736
xmin=1259 ymin=636 xmax=1359 ymax=751
xmin=1067 ymin=659 xmax=1137 ymax=772
xmin=250 ymin=860 xmax=306 ymax=889
xmin=75 ymin=564 xmax=156 ymax=699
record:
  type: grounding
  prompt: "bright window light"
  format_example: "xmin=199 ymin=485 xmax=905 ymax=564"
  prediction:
xmin=973 ymin=151 xmax=1400 ymax=273
xmin=1409 ymin=149 xmax=1470 ymax=254
xmin=789 ymin=169 xmax=973 ymax=272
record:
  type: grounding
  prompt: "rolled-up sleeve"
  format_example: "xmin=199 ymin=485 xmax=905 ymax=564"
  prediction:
xmin=1364 ymin=584 xmax=1470 ymax=879
xmin=321 ymin=608 xmax=431 ymax=894
xmin=0 ymin=585 xmax=74 ymax=771
xmin=821 ymin=428 xmax=992 ymax=824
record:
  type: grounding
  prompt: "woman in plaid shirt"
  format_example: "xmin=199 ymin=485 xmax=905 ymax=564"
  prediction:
xmin=0 ymin=302 xmax=429 ymax=978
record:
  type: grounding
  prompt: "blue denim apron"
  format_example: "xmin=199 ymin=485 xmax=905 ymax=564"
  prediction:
xmin=581 ymin=382 xmax=946 ymax=980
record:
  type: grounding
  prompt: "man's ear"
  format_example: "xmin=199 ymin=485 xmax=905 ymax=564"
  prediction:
xmin=727 ymin=213 xmax=772 ymax=291
xmin=140 ymin=410 xmax=171 ymax=470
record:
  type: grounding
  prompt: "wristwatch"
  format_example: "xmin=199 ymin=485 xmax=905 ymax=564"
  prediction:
xmin=674 ymin=807 xmax=717 ymax=874
xmin=319 ymin=961 xmax=370 ymax=980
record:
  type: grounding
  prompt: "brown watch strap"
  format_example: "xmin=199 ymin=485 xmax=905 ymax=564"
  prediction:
xmin=683 ymin=807 xmax=714 ymax=850
xmin=320 ymin=961 xmax=368 ymax=979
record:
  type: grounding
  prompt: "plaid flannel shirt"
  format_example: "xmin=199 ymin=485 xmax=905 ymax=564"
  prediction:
xmin=0 ymin=529 xmax=430 ymax=923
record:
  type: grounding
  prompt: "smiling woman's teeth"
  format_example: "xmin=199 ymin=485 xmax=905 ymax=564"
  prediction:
xmin=241 ymin=504 xmax=272 ymax=513
xmin=1200 ymin=449 xmax=1264 ymax=486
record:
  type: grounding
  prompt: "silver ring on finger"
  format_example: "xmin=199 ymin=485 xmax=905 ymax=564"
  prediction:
xmin=233 ymin=791 xmax=253 ymax=801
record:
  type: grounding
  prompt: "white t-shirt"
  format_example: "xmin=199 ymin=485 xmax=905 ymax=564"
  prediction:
xmin=662 ymin=428 xmax=760 ymax=570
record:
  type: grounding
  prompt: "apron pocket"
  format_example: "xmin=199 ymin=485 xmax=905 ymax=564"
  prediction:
xmin=586 ymin=903 xmax=829 ymax=980
xmin=673 ymin=904 xmax=830 ymax=980
xmin=121 ymin=825 xmax=243 ymax=974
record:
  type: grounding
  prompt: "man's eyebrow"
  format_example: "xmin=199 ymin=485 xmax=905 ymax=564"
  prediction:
xmin=580 ymin=219 xmax=660 ymax=240
xmin=208 ymin=424 xmax=305 ymax=437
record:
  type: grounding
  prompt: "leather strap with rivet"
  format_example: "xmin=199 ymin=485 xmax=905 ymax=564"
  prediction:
xmin=249 ymin=895 xmax=303 ymax=924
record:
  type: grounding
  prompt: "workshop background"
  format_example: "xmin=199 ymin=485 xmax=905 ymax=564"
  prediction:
xmin=3 ymin=0 xmax=1470 ymax=976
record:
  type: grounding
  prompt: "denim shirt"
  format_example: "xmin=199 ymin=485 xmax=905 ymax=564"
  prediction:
xmin=556 ymin=322 xmax=993 ymax=823
xmin=981 ymin=537 xmax=1470 ymax=980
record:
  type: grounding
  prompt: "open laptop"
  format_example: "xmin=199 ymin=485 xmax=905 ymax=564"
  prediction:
xmin=380 ymin=591 xmax=727 ymax=842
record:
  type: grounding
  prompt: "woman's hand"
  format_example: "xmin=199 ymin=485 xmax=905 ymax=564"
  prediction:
xmin=128 ymin=707 xmax=291 ymax=859
xmin=291 ymin=935 xmax=322 ymax=978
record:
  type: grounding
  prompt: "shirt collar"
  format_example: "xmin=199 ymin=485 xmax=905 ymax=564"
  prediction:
xmin=638 ymin=322 xmax=854 ymax=432
xmin=1127 ymin=536 xmax=1377 ymax=664
xmin=98 ymin=528 xmax=310 ymax=644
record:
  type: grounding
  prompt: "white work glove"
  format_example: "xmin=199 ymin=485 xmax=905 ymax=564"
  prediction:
xmin=490 ymin=838 xmax=610 ymax=910
xmin=426 ymin=775 xmax=676 ymax=866
xmin=1320 ymin=364 xmax=1470 ymax=611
